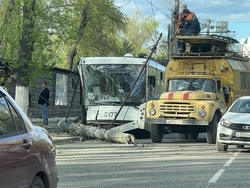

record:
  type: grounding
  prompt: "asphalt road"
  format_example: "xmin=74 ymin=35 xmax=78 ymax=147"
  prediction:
xmin=55 ymin=133 xmax=250 ymax=188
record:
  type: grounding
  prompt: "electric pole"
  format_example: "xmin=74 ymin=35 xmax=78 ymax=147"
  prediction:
xmin=170 ymin=0 xmax=179 ymax=54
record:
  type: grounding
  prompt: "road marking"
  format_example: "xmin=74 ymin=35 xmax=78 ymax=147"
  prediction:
xmin=208 ymin=153 xmax=239 ymax=184
xmin=224 ymin=157 xmax=235 ymax=166
xmin=208 ymin=169 xmax=225 ymax=183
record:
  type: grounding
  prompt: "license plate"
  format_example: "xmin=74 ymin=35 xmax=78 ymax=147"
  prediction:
xmin=166 ymin=120 xmax=183 ymax=124
xmin=236 ymin=132 xmax=250 ymax=138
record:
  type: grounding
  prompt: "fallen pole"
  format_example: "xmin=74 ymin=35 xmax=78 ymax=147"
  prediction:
xmin=58 ymin=120 xmax=135 ymax=144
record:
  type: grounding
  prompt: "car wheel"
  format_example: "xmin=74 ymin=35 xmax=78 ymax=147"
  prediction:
xmin=188 ymin=133 xmax=199 ymax=140
xmin=179 ymin=133 xmax=188 ymax=139
xmin=236 ymin=145 xmax=244 ymax=149
xmin=216 ymin=137 xmax=228 ymax=152
xmin=150 ymin=124 xmax=163 ymax=143
xmin=31 ymin=176 xmax=45 ymax=188
xmin=206 ymin=114 xmax=218 ymax=144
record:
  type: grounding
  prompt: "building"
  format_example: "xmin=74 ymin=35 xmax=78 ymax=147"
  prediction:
xmin=5 ymin=67 xmax=82 ymax=125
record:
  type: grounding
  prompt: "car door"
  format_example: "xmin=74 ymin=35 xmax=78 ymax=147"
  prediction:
xmin=0 ymin=92 xmax=32 ymax=188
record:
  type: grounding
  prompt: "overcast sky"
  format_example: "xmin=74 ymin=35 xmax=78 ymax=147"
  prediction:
xmin=115 ymin=0 xmax=250 ymax=42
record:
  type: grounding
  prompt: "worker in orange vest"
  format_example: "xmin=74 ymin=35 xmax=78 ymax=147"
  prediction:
xmin=179 ymin=8 xmax=201 ymax=35
xmin=178 ymin=8 xmax=201 ymax=53
xmin=177 ymin=4 xmax=187 ymax=30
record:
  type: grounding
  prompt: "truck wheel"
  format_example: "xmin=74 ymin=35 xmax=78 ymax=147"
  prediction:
xmin=150 ymin=124 xmax=163 ymax=143
xmin=216 ymin=137 xmax=228 ymax=152
xmin=179 ymin=133 xmax=188 ymax=139
xmin=206 ymin=114 xmax=218 ymax=144
xmin=188 ymin=133 xmax=199 ymax=140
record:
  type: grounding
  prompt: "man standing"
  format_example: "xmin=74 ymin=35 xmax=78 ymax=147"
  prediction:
xmin=38 ymin=82 xmax=50 ymax=125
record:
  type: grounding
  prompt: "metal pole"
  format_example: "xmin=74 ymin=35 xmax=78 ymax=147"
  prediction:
xmin=107 ymin=33 xmax=163 ymax=130
xmin=206 ymin=19 xmax=211 ymax=35
xmin=171 ymin=0 xmax=179 ymax=54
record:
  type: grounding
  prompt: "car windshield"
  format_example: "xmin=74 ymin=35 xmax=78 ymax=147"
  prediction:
xmin=78 ymin=64 xmax=146 ymax=106
xmin=229 ymin=99 xmax=250 ymax=113
xmin=167 ymin=78 xmax=216 ymax=92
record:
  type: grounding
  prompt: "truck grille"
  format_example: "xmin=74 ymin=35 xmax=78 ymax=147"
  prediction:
xmin=159 ymin=102 xmax=195 ymax=117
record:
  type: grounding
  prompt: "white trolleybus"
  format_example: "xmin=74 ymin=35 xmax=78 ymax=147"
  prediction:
xmin=77 ymin=54 xmax=165 ymax=137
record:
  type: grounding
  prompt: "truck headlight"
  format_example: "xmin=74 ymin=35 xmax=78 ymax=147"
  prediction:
xmin=149 ymin=108 xmax=156 ymax=115
xmin=199 ymin=110 xmax=206 ymax=117
xmin=220 ymin=118 xmax=232 ymax=128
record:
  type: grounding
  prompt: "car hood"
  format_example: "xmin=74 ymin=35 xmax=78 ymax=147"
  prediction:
xmin=222 ymin=112 xmax=250 ymax=124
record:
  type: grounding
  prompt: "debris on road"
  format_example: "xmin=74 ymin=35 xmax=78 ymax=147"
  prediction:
xmin=58 ymin=120 xmax=135 ymax=144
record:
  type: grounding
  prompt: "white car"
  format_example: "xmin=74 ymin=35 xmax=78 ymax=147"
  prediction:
xmin=216 ymin=96 xmax=250 ymax=151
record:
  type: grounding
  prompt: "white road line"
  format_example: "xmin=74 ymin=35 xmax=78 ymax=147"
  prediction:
xmin=208 ymin=153 xmax=238 ymax=184
xmin=224 ymin=157 xmax=235 ymax=167
xmin=208 ymin=169 xmax=225 ymax=183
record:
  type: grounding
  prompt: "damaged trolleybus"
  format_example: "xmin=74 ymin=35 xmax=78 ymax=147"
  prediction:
xmin=77 ymin=54 xmax=165 ymax=137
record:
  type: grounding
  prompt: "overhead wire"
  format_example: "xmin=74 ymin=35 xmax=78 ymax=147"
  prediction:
xmin=115 ymin=0 xmax=133 ymax=8
xmin=146 ymin=0 xmax=172 ymax=20
xmin=132 ymin=0 xmax=154 ymax=42
xmin=149 ymin=0 xmax=157 ymax=33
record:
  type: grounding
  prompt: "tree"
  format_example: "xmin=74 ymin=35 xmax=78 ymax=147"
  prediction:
xmin=0 ymin=0 xmax=127 ymax=112
xmin=119 ymin=11 xmax=168 ymax=58
xmin=57 ymin=0 xmax=127 ymax=70
xmin=15 ymin=0 xmax=36 ymax=113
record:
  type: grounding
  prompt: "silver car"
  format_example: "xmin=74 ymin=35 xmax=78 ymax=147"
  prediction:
xmin=217 ymin=96 xmax=250 ymax=151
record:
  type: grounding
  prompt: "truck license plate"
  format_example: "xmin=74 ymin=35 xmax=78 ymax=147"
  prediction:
xmin=166 ymin=120 xmax=183 ymax=124
xmin=236 ymin=132 xmax=250 ymax=138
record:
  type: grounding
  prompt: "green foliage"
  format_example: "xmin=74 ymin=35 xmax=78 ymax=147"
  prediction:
xmin=119 ymin=11 xmax=167 ymax=58
xmin=0 ymin=0 xmax=167 ymax=83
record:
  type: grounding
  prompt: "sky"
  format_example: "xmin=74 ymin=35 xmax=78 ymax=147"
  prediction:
xmin=114 ymin=0 xmax=250 ymax=42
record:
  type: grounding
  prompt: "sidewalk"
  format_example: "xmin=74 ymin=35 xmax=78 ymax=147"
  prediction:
xmin=40 ymin=123 xmax=82 ymax=144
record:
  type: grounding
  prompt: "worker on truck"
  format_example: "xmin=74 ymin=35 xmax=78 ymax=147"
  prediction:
xmin=146 ymin=34 xmax=250 ymax=144
xmin=177 ymin=4 xmax=187 ymax=29
xmin=179 ymin=9 xmax=201 ymax=34
xmin=178 ymin=9 xmax=201 ymax=53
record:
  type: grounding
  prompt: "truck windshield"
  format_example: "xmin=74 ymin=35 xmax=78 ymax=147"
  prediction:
xmin=167 ymin=78 xmax=216 ymax=92
xmin=79 ymin=64 xmax=146 ymax=105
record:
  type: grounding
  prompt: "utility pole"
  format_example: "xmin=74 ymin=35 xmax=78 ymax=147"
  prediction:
xmin=170 ymin=0 xmax=179 ymax=54
xmin=206 ymin=19 xmax=211 ymax=35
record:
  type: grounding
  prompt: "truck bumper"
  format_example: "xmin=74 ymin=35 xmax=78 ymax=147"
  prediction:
xmin=145 ymin=118 xmax=209 ymax=126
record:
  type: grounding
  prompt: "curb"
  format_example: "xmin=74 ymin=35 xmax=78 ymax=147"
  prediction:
xmin=52 ymin=136 xmax=82 ymax=144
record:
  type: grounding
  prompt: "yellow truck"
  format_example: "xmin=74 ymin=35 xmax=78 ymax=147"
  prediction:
xmin=145 ymin=35 xmax=250 ymax=143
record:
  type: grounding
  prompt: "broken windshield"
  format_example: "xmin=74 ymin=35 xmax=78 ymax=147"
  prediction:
xmin=79 ymin=64 xmax=146 ymax=105
xmin=167 ymin=78 xmax=216 ymax=92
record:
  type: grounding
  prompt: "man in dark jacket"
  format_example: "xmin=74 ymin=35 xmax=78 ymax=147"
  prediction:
xmin=179 ymin=8 xmax=201 ymax=34
xmin=38 ymin=82 xmax=50 ymax=125
xmin=178 ymin=8 xmax=201 ymax=52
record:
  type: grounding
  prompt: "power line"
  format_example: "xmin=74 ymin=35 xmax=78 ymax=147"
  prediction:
xmin=146 ymin=0 xmax=171 ymax=19
xmin=148 ymin=0 xmax=157 ymax=32
xmin=115 ymin=0 xmax=133 ymax=8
